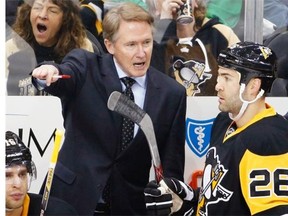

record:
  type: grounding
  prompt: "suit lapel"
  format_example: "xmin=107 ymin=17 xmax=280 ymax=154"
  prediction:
xmin=143 ymin=68 xmax=161 ymax=119
xmin=95 ymin=54 xmax=123 ymax=140
xmin=99 ymin=54 xmax=122 ymax=97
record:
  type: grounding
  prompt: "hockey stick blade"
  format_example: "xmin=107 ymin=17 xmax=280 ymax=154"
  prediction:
xmin=108 ymin=90 xmax=146 ymax=125
xmin=107 ymin=91 xmax=163 ymax=182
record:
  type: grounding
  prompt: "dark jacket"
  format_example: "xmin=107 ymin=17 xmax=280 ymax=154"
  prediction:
xmin=37 ymin=49 xmax=186 ymax=215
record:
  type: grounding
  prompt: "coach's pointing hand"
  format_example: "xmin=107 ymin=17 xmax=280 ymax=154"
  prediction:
xmin=32 ymin=65 xmax=59 ymax=86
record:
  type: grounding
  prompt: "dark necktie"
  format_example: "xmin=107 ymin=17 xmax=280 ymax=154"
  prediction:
xmin=100 ymin=78 xmax=136 ymax=209
xmin=120 ymin=77 xmax=136 ymax=151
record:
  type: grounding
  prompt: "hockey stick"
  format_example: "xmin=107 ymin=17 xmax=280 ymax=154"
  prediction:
xmin=40 ymin=129 xmax=63 ymax=216
xmin=107 ymin=91 xmax=163 ymax=183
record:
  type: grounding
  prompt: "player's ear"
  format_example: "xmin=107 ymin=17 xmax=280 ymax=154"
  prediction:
xmin=249 ymin=78 xmax=262 ymax=95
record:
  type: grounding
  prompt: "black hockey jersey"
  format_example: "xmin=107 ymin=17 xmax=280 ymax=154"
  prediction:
xmin=152 ymin=17 xmax=239 ymax=96
xmin=196 ymin=105 xmax=288 ymax=215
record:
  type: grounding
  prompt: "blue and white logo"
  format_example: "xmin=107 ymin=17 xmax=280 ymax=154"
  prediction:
xmin=186 ymin=118 xmax=215 ymax=157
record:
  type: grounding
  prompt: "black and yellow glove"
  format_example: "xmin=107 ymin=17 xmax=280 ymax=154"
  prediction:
xmin=144 ymin=180 xmax=173 ymax=215
xmin=144 ymin=178 xmax=195 ymax=216
xmin=160 ymin=178 xmax=195 ymax=216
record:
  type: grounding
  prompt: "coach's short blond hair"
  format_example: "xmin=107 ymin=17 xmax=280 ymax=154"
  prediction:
xmin=103 ymin=2 xmax=154 ymax=42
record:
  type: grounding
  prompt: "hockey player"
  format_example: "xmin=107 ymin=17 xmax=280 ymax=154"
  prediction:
xmin=5 ymin=131 xmax=78 ymax=216
xmin=144 ymin=41 xmax=288 ymax=215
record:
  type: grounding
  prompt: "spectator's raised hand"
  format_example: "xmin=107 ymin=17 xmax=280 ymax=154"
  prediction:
xmin=160 ymin=0 xmax=184 ymax=19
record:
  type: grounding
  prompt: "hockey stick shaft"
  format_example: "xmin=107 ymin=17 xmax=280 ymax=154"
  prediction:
xmin=107 ymin=91 xmax=163 ymax=182
xmin=40 ymin=129 xmax=63 ymax=216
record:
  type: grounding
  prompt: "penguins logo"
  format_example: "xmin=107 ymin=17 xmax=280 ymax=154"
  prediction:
xmin=172 ymin=58 xmax=212 ymax=96
xmin=197 ymin=147 xmax=233 ymax=216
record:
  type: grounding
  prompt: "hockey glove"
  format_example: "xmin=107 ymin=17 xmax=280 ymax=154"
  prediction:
xmin=160 ymin=178 xmax=195 ymax=216
xmin=144 ymin=180 xmax=173 ymax=215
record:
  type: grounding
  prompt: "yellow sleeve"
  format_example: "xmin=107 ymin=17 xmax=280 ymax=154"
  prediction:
xmin=213 ymin=24 xmax=240 ymax=46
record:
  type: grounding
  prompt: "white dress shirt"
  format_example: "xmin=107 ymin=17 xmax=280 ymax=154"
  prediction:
xmin=113 ymin=58 xmax=147 ymax=136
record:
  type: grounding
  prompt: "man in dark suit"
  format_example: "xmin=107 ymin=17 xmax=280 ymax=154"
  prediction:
xmin=31 ymin=2 xmax=186 ymax=215
xmin=5 ymin=131 xmax=78 ymax=216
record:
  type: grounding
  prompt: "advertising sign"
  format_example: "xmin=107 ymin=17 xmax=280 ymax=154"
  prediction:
xmin=6 ymin=96 xmax=288 ymax=192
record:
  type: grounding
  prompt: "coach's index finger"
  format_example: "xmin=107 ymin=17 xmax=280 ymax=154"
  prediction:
xmin=32 ymin=65 xmax=59 ymax=86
